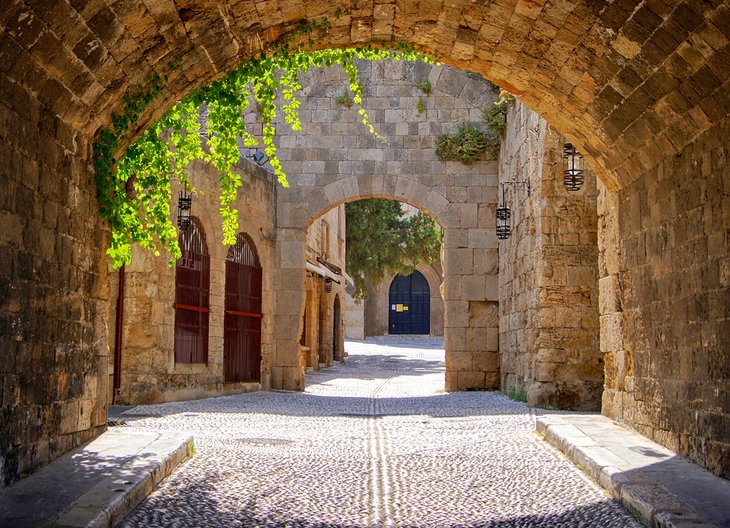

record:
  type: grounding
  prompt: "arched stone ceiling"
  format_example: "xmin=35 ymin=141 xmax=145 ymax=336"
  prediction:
xmin=1 ymin=0 xmax=727 ymax=191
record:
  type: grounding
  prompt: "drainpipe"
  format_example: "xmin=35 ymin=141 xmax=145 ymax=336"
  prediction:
xmin=112 ymin=264 xmax=125 ymax=404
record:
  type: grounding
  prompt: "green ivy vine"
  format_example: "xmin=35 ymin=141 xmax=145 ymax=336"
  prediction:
xmin=93 ymin=19 xmax=431 ymax=268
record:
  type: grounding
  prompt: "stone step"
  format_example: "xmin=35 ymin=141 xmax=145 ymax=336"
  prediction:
xmin=537 ymin=414 xmax=730 ymax=528
xmin=0 ymin=428 xmax=193 ymax=528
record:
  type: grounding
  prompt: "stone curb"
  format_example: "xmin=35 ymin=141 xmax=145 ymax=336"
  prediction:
xmin=42 ymin=432 xmax=193 ymax=528
xmin=536 ymin=417 xmax=718 ymax=528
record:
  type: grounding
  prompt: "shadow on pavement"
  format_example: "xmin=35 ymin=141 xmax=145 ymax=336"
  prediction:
xmin=121 ymin=472 xmax=633 ymax=528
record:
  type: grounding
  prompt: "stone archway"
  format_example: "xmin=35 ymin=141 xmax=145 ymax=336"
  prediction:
xmin=4 ymin=1 xmax=722 ymax=193
xmin=273 ymin=173 xmax=499 ymax=392
xmin=1 ymin=0 xmax=728 ymax=485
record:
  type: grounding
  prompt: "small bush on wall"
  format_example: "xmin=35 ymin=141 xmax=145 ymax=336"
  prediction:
xmin=436 ymin=123 xmax=500 ymax=164
xmin=482 ymin=90 xmax=516 ymax=135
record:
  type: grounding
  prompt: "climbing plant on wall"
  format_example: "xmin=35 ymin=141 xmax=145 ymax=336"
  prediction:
xmin=345 ymin=199 xmax=443 ymax=300
xmin=93 ymin=19 xmax=431 ymax=268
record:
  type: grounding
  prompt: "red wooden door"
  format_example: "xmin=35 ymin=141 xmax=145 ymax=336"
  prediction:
xmin=174 ymin=218 xmax=210 ymax=363
xmin=224 ymin=234 xmax=263 ymax=382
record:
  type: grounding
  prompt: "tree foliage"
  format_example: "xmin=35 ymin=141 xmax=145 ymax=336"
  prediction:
xmin=93 ymin=21 xmax=431 ymax=268
xmin=345 ymin=200 xmax=442 ymax=300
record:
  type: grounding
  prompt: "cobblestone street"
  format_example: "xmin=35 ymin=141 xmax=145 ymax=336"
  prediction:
xmin=120 ymin=338 xmax=641 ymax=527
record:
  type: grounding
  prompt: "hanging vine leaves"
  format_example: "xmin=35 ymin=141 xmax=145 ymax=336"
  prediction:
xmin=94 ymin=30 xmax=432 ymax=268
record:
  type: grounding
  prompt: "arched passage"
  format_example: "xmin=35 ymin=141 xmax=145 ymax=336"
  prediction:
xmin=1 ymin=0 xmax=728 ymax=486
xmin=275 ymin=177 xmax=497 ymax=394
xmin=7 ymin=1 xmax=723 ymax=194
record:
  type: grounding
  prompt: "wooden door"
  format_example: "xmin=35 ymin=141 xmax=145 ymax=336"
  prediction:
xmin=388 ymin=270 xmax=430 ymax=335
xmin=174 ymin=218 xmax=210 ymax=363
xmin=224 ymin=234 xmax=263 ymax=382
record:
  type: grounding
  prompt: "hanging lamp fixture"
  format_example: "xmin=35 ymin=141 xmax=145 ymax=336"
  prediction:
xmin=496 ymin=184 xmax=511 ymax=240
xmin=563 ymin=142 xmax=584 ymax=191
xmin=177 ymin=189 xmax=192 ymax=231
xmin=495 ymin=179 xmax=530 ymax=240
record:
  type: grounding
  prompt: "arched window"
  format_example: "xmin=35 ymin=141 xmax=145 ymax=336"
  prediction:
xmin=174 ymin=217 xmax=210 ymax=363
xmin=224 ymin=233 xmax=263 ymax=382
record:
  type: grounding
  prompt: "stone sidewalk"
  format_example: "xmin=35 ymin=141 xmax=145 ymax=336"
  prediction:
xmin=0 ymin=428 xmax=192 ymax=528
xmin=537 ymin=414 xmax=730 ymax=528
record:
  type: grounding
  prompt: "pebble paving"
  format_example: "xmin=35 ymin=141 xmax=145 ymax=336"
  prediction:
xmin=121 ymin=337 xmax=642 ymax=527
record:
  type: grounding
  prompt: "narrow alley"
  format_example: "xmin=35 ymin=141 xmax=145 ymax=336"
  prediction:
xmin=118 ymin=337 xmax=640 ymax=527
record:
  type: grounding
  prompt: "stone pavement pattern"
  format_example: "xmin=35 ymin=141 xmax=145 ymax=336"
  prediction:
xmin=120 ymin=337 xmax=641 ymax=527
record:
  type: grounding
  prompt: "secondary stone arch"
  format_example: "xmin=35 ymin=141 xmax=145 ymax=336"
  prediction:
xmin=275 ymin=179 xmax=497 ymax=392
xmin=288 ymin=175 xmax=451 ymax=232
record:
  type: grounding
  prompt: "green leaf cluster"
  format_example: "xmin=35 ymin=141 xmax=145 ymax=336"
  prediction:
xmin=482 ymin=89 xmax=516 ymax=135
xmin=415 ymin=80 xmax=431 ymax=94
xmin=336 ymin=90 xmax=355 ymax=107
xmin=94 ymin=30 xmax=432 ymax=268
xmin=345 ymin=199 xmax=442 ymax=300
xmin=436 ymin=123 xmax=500 ymax=164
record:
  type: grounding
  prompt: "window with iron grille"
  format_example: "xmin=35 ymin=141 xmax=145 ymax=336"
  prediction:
xmin=174 ymin=217 xmax=210 ymax=363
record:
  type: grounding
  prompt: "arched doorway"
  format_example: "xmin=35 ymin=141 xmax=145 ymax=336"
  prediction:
xmin=174 ymin=217 xmax=210 ymax=364
xmin=333 ymin=294 xmax=341 ymax=361
xmin=224 ymin=233 xmax=263 ymax=383
xmin=389 ymin=270 xmax=430 ymax=335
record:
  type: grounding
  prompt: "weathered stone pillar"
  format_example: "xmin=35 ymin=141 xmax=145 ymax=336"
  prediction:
xmin=443 ymin=210 xmax=500 ymax=391
xmin=271 ymin=227 xmax=307 ymax=390
xmin=498 ymin=101 xmax=601 ymax=410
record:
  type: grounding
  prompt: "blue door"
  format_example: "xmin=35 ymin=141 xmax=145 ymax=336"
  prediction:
xmin=389 ymin=270 xmax=430 ymax=335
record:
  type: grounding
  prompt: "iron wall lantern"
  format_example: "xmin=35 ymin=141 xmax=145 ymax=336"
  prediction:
xmin=496 ymin=205 xmax=511 ymax=240
xmin=495 ymin=180 xmax=529 ymax=240
xmin=563 ymin=142 xmax=584 ymax=191
xmin=177 ymin=190 xmax=192 ymax=231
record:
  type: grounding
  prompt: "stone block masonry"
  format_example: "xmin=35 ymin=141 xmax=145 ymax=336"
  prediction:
xmin=0 ymin=73 xmax=109 ymax=487
xmin=273 ymin=60 xmax=501 ymax=392
xmin=600 ymin=117 xmax=730 ymax=480
xmin=499 ymin=101 xmax=601 ymax=411
xmin=108 ymin=159 xmax=277 ymax=405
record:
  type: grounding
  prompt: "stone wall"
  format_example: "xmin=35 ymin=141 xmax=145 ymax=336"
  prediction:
xmin=109 ymin=160 xmax=277 ymax=404
xmin=600 ymin=117 xmax=730 ymax=479
xmin=0 ymin=76 xmax=108 ymax=487
xmin=499 ymin=101 xmax=601 ymax=411
xmin=271 ymin=60 xmax=501 ymax=391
